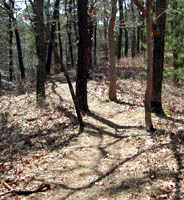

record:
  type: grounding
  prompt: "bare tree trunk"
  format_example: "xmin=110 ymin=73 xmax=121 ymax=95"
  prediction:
xmin=131 ymin=2 xmax=136 ymax=58
xmin=124 ymin=1 xmax=129 ymax=57
xmin=137 ymin=25 xmax=140 ymax=54
xmin=33 ymin=0 xmax=46 ymax=105
xmin=76 ymin=0 xmax=89 ymax=112
xmin=9 ymin=16 xmax=14 ymax=81
xmin=144 ymin=0 xmax=154 ymax=132
xmin=103 ymin=0 xmax=109 ymax=59
xmin=58 ymin=20 xmax=64 ymax=71
xmin=45 ymin=0 xmax=60 ymax=75
xmin=29 ymin=0 xmax=84 ymax=129
xmin=117 ymin=0 xmax=123 ymax=60
xmin=3 ymin=0 xmax=25 ymax=80
xmin=93 ymin=20 xmax=97 ymax=67
xmin=65 ymin=0 xmax=74 ymax=68
xmin=14 ymin=28 xmax=25 ymax=80
xmin=151 ymin=0 xmax=167 ymax=115
xmin=72 ymin=0 xmax=79 ymax=42
xmin=108 ymin=0 xmax=117 ymax=101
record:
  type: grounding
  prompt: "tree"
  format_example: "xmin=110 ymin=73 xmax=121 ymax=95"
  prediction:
xmin=132 ymin=0 xmax=155 ymax=132
xmin=151 ymin=0 xmax=167 ymax=115
xmin=124 ymin=1 xmax=129 ymax=57
xmin=131 ymin=2 xmax=136 ymax=58
xmin=45 ymin=0 xmax=60 ymax=75
xmin=108 ymin=0 xmax=117 ymax=101
xmin=3 ymin=0 xmax=25 ymax=80
xmin=64 ymin=0 xmax=74 ymax=68
xmin=9 ymin=15 xmax=14 ymax=81
xmin=117 ymin=0 xmax=123 ymax=60
xmin=33 ymin=0 xmax=46 ymax=105
xmin=76 ymin=0 xmax=89 ymax=112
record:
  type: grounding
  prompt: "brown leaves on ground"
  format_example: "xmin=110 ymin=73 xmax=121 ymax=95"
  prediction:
xmin=0 ymin=56 xmax=184 ymax=200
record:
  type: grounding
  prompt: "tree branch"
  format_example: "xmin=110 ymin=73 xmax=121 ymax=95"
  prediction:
xmin=0 ymin=180 xmax=50 ymax=197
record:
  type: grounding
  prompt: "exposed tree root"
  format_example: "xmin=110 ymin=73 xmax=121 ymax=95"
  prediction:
xmin=0 ymin=180 xmax=50 ymax=197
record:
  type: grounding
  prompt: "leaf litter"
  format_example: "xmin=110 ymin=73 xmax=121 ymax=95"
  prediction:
xmin=0 ymin=56 xmax=184 ymax=200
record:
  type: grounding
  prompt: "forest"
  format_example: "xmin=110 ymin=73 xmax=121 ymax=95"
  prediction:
xmin=0 ymin=0 xmax=184 ymax=199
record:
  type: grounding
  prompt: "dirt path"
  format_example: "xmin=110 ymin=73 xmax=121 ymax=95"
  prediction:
xmin=0 ymin=69 xmax=184 ymax=200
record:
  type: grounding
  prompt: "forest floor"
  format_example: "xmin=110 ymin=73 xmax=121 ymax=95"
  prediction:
xmin=0 ymin=56 xmax=184 ymax=200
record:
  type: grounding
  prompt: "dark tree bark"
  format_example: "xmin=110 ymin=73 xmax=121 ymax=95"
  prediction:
xmin=124 ymin=28 xmax=129 ymax=57
xmin=131 ymin=2 xmax=136 ymax=58
xmin=14 ymin=28 xmax=25 ymax=80
xmin=76 ymin=0 xmax=89 ymax=112
xmin=65 ymin=0 xmax=74 ymax=68
xmin=103 ymin=0 xmax=109 ymax=58
xmin=124 ymin=1 xmax=129 ymax=57
xmin=108 ymin=0 xmax=117 ymax=101
xmin=137 ymin=25 xmax=140 ymax=54
xmin=151 ymin=0 xmax=167 ymax=115
xmin=9 ymin=16 xmax=14 ymax=81
xmin=72 ymin=0 xmax=79 ymax=42
xmin=88 ymin=1 xmax=96 ymax=70
xmin=140 ymin=24 xmax=145 ymax=52
xmin=3 ymin=0 xmax=25 ymax=80
xmin=117 ymin=0 xmax=123 ymax=60
xmin=144 ymin=0 xmax=154 ymax=132
xmin=33 ymin=0 xmax=46 ymax=105
xmin=132 ymin=0 xmax=155 ymax=132
xmin=93 ymin=20 xmax=97 ymax=67
xmin=29 ymin=0 xmax=83 ymax=129
xmin=45 ymin=0 xmax=51 ymax=32
xmin=45 ymin=0 xmax=60 ymax=75
xmin=58 ymin=20 xmax=64 ymax=71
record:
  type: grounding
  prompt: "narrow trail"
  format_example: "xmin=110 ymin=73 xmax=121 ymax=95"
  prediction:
xmin=29 ymin=77 xmax=181 ymax=200
xmin=0 ymin=67 xmax=184 ymax=199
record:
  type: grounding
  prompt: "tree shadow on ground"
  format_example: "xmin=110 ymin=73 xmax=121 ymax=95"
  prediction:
xmin=35 ymin=142 xmax=171 ymax=200
xmin=47 ymin=70 xmax=76 ymax=84
xmin=170 ymin=130 xmax=184 ymax=200
xmin=87 ymin=111 xmax=145 ymax=131
xmin=0 ymin=108 xmax=82 ymax=163
xmin=161 ymin=115 xmax=184 ymax=124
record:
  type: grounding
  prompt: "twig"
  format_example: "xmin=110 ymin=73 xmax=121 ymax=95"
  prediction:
xmin=0 ymin=180 xmax=50 ymax=197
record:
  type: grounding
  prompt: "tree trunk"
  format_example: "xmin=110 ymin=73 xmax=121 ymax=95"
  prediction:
xmin=65 ymin=0 xmax=74 ymax=68
xmin=29 ymin=0 xmax=83 ymax=129
xmin=14 ymin=27 xmax=25 ymax=80
xmin=58 ymin=21 xmax=64 ymax=71
xmin=144 ymin=0 xmax=154 ymax=132
xmin=151 ymin=0 xmax=167 ymax=115
xmin=103 ymin=0 xmax=109 ymax=59
xmin=108 ymin=0 xmax=117 ymax=101
xmin=131 ymin=2 xmax=136 ymax=58
xmin=93 ymin=20 xmax=97 ymax=67
xmin=72 ymin=0 xmax=79 ymax=42
xmin=4 ymin=0 xmax=26 ymax=80
xmin=117 ymin=0 xmax=123 ymax=60
xmin=124 ymin=1 xmax=129 ymax=57
xmin=140 ymin=24 xmax=145 ymax=52
xmin=137 ymin=25 xmax=140 ymax=54
xmin=45 ymin=0 xmax=60 ymax=75
xmin=9 ymin=16 xmax=14 ymax=81
xmin=33 ymin=0 xmax=46 ymax=105
xmin=76 ymin=0 xmax=89 ymax=112
xmin=124 ymin=28 xmax=129 ymax=57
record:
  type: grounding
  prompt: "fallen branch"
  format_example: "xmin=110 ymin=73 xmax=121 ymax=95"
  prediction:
xmin=0 ymin=180 xmax=50 ymax=197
